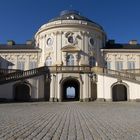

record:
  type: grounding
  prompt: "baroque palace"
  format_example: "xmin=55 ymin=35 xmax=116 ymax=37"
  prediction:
xmin=0 ymin=10 xmax=140 ymax=102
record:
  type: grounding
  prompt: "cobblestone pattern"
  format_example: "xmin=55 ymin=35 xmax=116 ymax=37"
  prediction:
xmin=0 ymin=102 xmax=140 ymax=140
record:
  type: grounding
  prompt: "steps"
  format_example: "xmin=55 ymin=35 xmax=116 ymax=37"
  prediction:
xmin=0 ymin=66 xmax=49 ymax=85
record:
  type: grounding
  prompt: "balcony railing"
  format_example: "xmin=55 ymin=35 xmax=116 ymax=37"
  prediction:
xmin=48 ymin=66 xmax=91 ymax=73
xmin=91 ymin=67 xmax=137 ymax=81
xmin=0 ymin=68 xmax=22 ymax=76
xmin=104 ymin=68 xmax=136 ymax=80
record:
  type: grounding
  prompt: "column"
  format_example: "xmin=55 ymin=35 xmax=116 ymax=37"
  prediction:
xmin=75 ymin=53 xmax=79 ymax=66
xmin=50 ymin=74 xmax=54 ymax=101
xmin=123 ymin=55 xmax=128 ymax=69
xmin=88 ymin=76 xmax=91 ymax=101
xmin=57 ymin=74 xmax=62 ymax=102
xmin=83 ymin=74 xmax=89 ymax=101
xmin=56 ymin=31 xmax=62 ymax=65
xmin=62 ymin=52 xmax=67 ymax=66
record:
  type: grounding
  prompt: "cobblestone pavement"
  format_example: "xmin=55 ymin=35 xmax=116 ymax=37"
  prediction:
xmin=0 ymin=102 xmax=140 ymax=140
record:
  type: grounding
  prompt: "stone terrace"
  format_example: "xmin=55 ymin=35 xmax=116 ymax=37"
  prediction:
xmin=0 ymin=102 xmax=140 ymax=140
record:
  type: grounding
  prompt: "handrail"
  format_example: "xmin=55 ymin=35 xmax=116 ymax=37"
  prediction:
xmin=122 ymin=69 xmax=140 ymax=74
xmin=104 ymin=68 xmax=136 ymax=80
xmin=0 ymin=68 xmax=22 ymax=75
xmin=0 ymin=66 xmax=49 ymax=84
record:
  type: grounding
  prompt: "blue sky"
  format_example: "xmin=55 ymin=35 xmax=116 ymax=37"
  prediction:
xmin=0 ymin=0 xmax=140 ymax=44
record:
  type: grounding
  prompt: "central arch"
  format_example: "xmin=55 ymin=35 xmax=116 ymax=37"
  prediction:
xmin=112 ymin=84 xmax=127 ymax=101
xmin=61 ymin=78 xmax=80 ymax=101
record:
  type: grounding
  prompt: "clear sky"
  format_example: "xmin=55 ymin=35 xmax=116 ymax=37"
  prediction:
xmin=0 ymin=0 xmax=140 ymax=44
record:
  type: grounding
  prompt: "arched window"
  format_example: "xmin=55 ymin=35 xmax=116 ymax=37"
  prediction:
xmin=45 ymin=56 xmax=52 ymax=66
xmin=89 ymin=56 xmax=95 ymax=67
xmin=67 ymin=54 xmax=74 ymax=66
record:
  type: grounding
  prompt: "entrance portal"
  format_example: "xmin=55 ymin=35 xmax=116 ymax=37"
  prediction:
xmin=14 ymin=83 xmax=31 ymax=101
xmin=112 ymin=84 xmax=127 ymax=101
xmin=62 ymin=79 xmax=80 ymax=101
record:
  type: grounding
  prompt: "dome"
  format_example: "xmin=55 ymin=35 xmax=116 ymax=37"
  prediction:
xmin=48 ymin=10 xmax=103 ymax=30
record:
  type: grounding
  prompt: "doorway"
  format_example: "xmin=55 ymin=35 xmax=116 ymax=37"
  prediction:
xmin=112 ymin=84 xmax=127 ymax=101
xmin=62 ymin=78 xmax=80 ymax=101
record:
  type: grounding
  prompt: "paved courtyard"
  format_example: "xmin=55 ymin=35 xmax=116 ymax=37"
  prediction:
xmin=0 ymin=102 xmax=140 ymax=140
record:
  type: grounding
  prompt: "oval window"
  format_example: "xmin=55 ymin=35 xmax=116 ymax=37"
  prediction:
xmin=68 ymin=36 xmax=74 ymax=43
xmin=47 ymin=38 xmax=53 ymax=46
xmin=89 ymin=38 xmax=94 ymax=46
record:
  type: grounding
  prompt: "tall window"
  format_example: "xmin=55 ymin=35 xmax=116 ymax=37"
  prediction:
xmin=29 ymin=61 xmax=37 ymax=69
xmin=17 ymin=61 xmax=25 ymax=70
xmin=67 ymin=54 xmax=74 ymax=66
xmin=107 ymin=61 xmax=111 ymax=69
xmin=127 ymin=61 xmax=135 ymax=69
xmin=115 ymin=61 xmax=123 ymax=71
xmin=89 ymin=56 xmax=95 ymax=67
xmin=45 ymin=56 xmax=52 ymax=66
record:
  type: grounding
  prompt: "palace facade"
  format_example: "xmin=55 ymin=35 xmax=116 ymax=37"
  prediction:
xmin=0 ymin=10 xmax=140 ymax=102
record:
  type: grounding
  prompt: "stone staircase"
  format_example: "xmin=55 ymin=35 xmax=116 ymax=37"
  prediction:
xmin=92 ymin=67 xmax=140 ymax=84
xmin=0 ymin=66 xmax=49 ymax=85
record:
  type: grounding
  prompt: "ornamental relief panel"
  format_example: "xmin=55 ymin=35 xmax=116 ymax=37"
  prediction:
xmin=115 ymin=54 xmax=124 ymax=61
xmin=62 ymin=31 xmax=82 ymax=50
xmin=104 ymin=54 xmax=112 ymax=61
xmin=127 ymin=54 xmax=136 ymax=61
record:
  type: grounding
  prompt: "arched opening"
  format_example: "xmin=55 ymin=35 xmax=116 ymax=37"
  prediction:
xmin=112 ymin=84 xmax=127 ymax=101
xmin=14 ymin=83 xmax=31 ymax=102
xmin=62 ymin=78 xmax=80 ymax=101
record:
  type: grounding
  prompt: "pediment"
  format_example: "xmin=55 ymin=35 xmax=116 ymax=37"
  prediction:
xmin=61 ymin=45 xmax=80 ymax=52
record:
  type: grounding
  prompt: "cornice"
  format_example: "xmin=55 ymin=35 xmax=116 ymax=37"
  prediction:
xmin=35 ymin=21 xmax=106 ymax=38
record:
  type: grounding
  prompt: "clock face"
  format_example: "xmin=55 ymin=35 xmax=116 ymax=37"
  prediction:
xmin=89 ymin=38 xmax=94 ymax=46
xmin=47 ymin=37 xmax=53 ymax=46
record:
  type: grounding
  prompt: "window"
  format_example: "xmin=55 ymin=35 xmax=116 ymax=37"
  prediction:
xmin=45 ymin=57 xmax=52 ymax=66
xmin=115 ymin=61 xmax=123 ymax=71
xmin=46 ymin=37 xmax=53 ymax=46
xmin=89 ymin=56 xmax=95 ymax=67
xmin=29 ymin=61 xmax=37 ymax=69
xmin=67 ymin=54 xmax=74 ymax=66
xmin=107 ymin=61 xmax=111 ymax=69
xmin=68 ymin=36 xmax=74 ymax=43
xmin=127 ymin=61 xmax=135 ymax=69
xmin=89 ymin=38 xmax=94 ymax=46
xmin=17 ymin=61 xmax=25 ymax=70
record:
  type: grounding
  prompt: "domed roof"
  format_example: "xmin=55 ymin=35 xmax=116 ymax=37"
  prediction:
xmin=48 ymin=10 xmax=103 ymax=30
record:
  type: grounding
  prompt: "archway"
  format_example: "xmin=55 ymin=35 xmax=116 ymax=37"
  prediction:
xmin=14 ymin=83 xmax=31 ymax=101
xmin=62 ymin=78 xmax=80 ymax=101
xmin=112 ymin=84 xmax=127 ymax=101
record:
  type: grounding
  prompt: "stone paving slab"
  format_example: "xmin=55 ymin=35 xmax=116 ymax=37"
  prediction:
xmin=0 ymin=102 xmax=140 ymax=140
